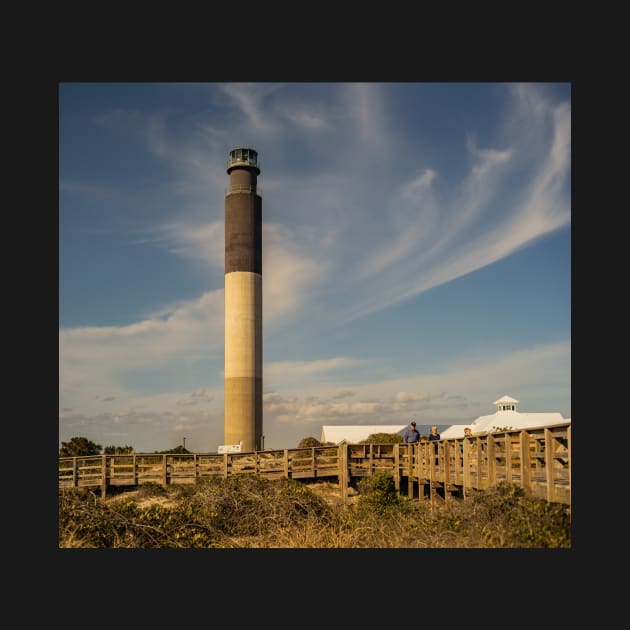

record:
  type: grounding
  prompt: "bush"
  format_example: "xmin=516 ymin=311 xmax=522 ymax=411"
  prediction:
xmin=58 ymin=477 xmax=570 ymax=548
xmin=360 ymin=433 xmax=403 ymax=444
xmin=297 ymin=437 xmax=321 ymax=448
xmin=60 ymin=437 xmax=102 ymax=457
xmin=356 ymin=471 xmax=403 ymax=514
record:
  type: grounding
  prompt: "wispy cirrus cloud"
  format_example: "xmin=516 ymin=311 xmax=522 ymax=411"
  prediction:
xmin=335 ymin=83 xmax=570 ymax=322
xmin=220 ymin=83 xmax=285 ymax=134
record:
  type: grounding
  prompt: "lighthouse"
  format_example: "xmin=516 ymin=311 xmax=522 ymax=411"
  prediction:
xmin=224 ymin=148 xmax=262 ymax=452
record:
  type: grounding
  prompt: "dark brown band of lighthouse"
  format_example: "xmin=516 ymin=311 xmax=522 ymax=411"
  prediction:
xmin=224 ymin=148 xmax=262 ymax=452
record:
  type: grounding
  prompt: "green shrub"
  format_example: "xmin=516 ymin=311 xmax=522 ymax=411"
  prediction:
xmin=356 ymin=471 xmax=403 ymax=514
xmin=297 ymin=437 xmax=321 ymax=448
xmin=360 ymin=433 xmax=403 ymax=444
xmin=59 ymin=437 xmax=102 ymax=457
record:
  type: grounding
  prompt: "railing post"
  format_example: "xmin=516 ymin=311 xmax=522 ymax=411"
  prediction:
xmin=407 ymin=445 xmax=414 ymax=498
xmin=223 ymin=454 xmax=229 ymax=478
xmin=162 ymin=454 xmax=168 ymax=487
xmin=394 ymin=444 xmax=400 ymax=492
xmin=369 ymin=445 xmax=374 ymax=477
xmin=339 ymin=443 xmax=348 ymax=504
xmin=72 ymin=457 xmax=77 ymax=488
xmin=443 ymin=441 xmax=451 ymax=502
xmin=132 ymin=454 xmax=137 ymax=486
xmin=428 ymin=443 xmax=434 ymax=503
xmin=476 ymin=436 xmax=483 ymax=489
xmin=463 ymin=439 xmax=470 ymax=498
xmin=519 ymin=431 xmax=531 ymax=495
xmin=487 ymin=435 xmax=495 ymax=488
xmin=283 ymin=449 xmax=289 ymax=479
xmin=505 ymin=433 xmax=513 ymax=484
xmin=417 ymin=443 xmax=424 ymax=499
xmin=101 ymin=454 xmax=107 ymax=498
xmin=193 ymin=453 xmax=198 ymax=480
xmin=544 ymin=428 xmax=556 ymax=503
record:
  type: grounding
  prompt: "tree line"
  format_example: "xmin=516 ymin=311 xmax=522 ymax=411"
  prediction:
xmin=59 ymin=432 xmax=406 ymax=458
xmin=59 ymin=436 xmax=191 ymax=457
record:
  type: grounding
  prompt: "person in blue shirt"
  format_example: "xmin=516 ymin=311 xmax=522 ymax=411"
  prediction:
xmin=402 ymin=421 xmax=420 ymax=443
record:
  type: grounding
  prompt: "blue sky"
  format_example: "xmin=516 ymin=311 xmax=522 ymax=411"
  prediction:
xmin=59 ymin=82 xmax=571 ymax=452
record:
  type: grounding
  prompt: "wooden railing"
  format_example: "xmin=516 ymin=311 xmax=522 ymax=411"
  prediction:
xmin=58 ymin=423 xmax=571 ymax=505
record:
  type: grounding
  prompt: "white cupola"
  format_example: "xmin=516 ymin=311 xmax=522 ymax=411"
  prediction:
xmin=493 ymin=395 xmax=519 ymax=412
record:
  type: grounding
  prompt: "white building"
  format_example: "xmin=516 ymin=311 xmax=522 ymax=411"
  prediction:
xmin=441 ymin=395 xmax=570 ymax=439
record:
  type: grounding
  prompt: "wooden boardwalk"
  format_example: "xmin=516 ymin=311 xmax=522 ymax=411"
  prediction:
xmin=58 ymin=423 xmax=571 ymax=505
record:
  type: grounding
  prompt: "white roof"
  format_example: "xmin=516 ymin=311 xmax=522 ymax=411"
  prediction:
xmin=320 ymin=425 xmax=407 ymax=444
xmin=439 ymin=425 xmax=471 ymax=439
xmin=469 ymin=410 xmax=568 ymax=434
xmin=440 ymin=397 xmax=569 ymax=438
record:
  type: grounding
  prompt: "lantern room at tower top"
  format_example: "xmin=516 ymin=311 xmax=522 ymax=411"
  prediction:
xmin=227 ymin=147 xmax=260 ymax=174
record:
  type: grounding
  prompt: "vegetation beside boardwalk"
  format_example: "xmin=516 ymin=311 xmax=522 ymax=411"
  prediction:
xmin=59 ymin=473 xmax=570 ymax=549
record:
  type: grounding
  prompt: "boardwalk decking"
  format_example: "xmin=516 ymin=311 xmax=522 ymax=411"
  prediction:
xmin=58 ymin=423 xmax=571 ymax=505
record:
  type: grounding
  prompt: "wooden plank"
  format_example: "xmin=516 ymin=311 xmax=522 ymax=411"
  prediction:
xmin=462 ymin=438 xmax=471 ymax=498
xmin=407 ymin=445 xmax=413 ymax=498
xmin=505 ymin=435 xmax=513 ymax=483
xmin=443 ymin=441 xmax=451 ymax=497
xmin=339 ymin=443 xmax=348 ymax=503
xmin=162 ymin=454 xmax=167 ymax=487
xmin=519 ymin=431 xmax=531 ymax=495
xmin=544 ymin=428 xmax=555 ymax=503
xmin=487 ymin=435 xmax=495 ymax=488
xmin=101 ymin=455 xmax=107 ymax=498
xmin=428 ymin=444 xmax=434 ymax=503
xmin=476 ymin=437 xmax=483 ymax=489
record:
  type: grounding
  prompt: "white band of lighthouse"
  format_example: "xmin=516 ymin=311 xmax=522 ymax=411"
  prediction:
xmin=224 ymin=272 xmax=262 ymax=379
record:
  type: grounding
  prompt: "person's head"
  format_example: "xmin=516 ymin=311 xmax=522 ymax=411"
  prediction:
xmin=431 ymin=425 xmax=438 ymax=433
xmin=464 ymin=427 xmax=472 ymax=436
xmin=410 ymin=421 xmax=416 ymax=429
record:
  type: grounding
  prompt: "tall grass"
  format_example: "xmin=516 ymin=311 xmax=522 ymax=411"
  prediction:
xmin=59 ymin=474 xmax=570 ymax=548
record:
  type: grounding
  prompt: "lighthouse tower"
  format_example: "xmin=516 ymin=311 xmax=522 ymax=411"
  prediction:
xmin=224 ymin=148 xmax=262 ymax=452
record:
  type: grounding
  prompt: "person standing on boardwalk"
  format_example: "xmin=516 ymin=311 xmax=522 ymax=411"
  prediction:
xmin=401 ymin=421 xmax=420 ymax=444
xmin=429 ymin=425 xmax=440 ymax=464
